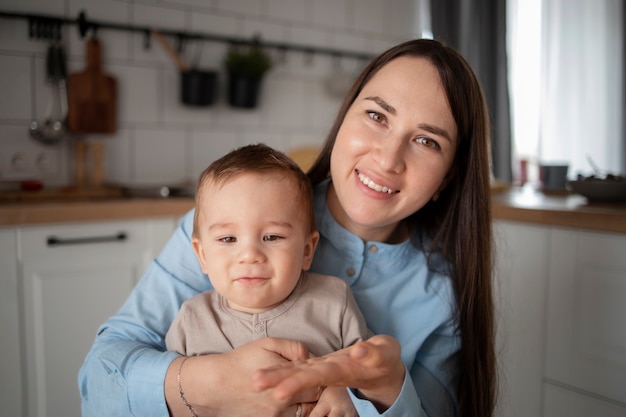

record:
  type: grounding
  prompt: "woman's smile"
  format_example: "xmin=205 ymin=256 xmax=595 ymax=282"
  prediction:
xmin=356 ymin=169 xmax=398 ymax=195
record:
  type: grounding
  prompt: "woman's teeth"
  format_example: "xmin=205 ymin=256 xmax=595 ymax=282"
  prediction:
xmin=358 ymin=172 xmax=395 ymax=194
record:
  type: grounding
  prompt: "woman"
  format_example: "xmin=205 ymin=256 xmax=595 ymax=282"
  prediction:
xmin=79 ymin=38 xmax=495 ymax=417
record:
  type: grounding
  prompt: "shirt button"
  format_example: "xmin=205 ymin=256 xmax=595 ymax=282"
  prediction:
xmin=369 ymin=245 xmax=379 ymax=253
xmin=346 ymin=267 xmax=356 ymax=277
xmin=254 ymin=323 xmax=265 ymax=333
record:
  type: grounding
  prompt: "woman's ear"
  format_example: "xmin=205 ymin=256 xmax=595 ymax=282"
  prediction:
xmin=191 ymin=237 xmax=209 ymax=274
xmin=438 ymin=166 xmax=457 ymax=195
xmin=302 ymin=231 xmax=320 ymax=270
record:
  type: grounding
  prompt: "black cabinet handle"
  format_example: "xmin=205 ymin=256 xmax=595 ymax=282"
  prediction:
xmin=46 ymin=232 xmax=127 ymax=246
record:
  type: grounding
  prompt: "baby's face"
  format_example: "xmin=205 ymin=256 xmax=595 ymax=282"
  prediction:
xmin=192 ymin=172 xmax=318 ymax=314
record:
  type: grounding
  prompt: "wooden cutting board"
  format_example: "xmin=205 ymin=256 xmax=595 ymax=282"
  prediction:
xmin=67 ymin=37 xmax=117 ymax=134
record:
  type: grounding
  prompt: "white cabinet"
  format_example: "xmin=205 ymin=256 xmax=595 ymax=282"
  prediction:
xmin=493 ymin=221 xmax=549 ymax=417
xmin=545 ymin=228 xmax=626 ymax=414
xmin=543 ymin=384 xmax=626 ymax=417
xmin=494 ymin=221 xmax=626 ymax=417
xmin=0 ymin=228 xmax=22 ymax=417
xmin=1 ymin=217 xmax=178 ymax=417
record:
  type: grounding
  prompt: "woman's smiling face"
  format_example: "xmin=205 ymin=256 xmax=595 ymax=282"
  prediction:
xmin=328 ymin=56 xmax=458 ymax=242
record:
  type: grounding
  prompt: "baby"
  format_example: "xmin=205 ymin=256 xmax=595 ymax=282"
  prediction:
xmin=166 ymin=143 xmax=370 ymax=416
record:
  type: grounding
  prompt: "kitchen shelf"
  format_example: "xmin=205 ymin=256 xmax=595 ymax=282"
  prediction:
xmin=0 ymin=9 xmax=374 ymax=61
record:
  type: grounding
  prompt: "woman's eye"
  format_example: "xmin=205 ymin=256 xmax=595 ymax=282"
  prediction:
xmin=263 ymin=234 xmax=282 ymax=242
xmin=416 ymin=136 xmax=441 ymax=150
xmin=219 ymin=236 xmax=236 ymax=243
xmin=367 ymin=111 xmax=386 ymax=124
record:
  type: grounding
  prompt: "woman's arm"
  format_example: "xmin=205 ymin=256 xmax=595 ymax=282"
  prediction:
xmin=79 ymin=210 xmax=206 ymax=416
xmin=253 ymin=335 xmax=406 ymax=412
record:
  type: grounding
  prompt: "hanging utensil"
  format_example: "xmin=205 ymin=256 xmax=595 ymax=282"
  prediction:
xmin=29 ymin=42 xmax=68 ymax=145
xmin=67 ymin=35 xmax=117 ymax=134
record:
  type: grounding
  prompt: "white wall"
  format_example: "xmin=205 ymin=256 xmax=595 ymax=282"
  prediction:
xmin=0 ymin=0 xmax=420 ymax=188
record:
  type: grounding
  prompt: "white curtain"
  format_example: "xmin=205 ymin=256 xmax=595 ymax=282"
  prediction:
xmin=508 ymin=0 xmax=623 ymax=181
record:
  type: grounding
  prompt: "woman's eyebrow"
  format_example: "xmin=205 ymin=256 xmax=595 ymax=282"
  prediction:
xmin=419 ymin=123 xmax=453 ymax=144
xmin=364 ymin=96 xmax=396 ymax=115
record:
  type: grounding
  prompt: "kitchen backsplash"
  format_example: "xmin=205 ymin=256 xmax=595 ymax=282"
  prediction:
xmin=0 ymin=0 xmax=421 ymax=188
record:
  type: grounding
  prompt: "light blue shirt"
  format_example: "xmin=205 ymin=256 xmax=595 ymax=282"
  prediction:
xmin=79 ymin=179 xmax=460 ymax=416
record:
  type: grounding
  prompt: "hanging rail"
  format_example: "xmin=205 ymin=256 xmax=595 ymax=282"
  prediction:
xmin=0 ymin=10 xmax=375 ymax=61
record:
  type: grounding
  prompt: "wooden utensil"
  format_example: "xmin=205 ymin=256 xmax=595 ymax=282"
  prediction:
xmin=67 ymin=37 xmax=117 ymax=134
xmin=90 ymin=140 xmax=106 ymax=187
xmin=151 ymin=29 xmax=190 ymax=72
xmin=74 ymin=140 xmax=88 ymax=187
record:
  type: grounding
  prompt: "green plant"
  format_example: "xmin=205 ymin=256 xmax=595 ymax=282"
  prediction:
xmin=224 ymin=42 xmax=273 ymax=79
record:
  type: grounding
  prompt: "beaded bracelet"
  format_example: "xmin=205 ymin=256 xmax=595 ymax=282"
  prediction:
xmin=177 ymin=357 xmax=198 ymax=417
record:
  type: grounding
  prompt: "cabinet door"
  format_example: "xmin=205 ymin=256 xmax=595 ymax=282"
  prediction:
xmin=19 ymin=221 xmax=148 ymax=417
xmin=546 ymin=228 xmax=626 ymax=405
xmin=543 ymin=383 xmax=626 ymax=417
xmin=0 ymin=228 xmax=22 ymax=417
xmin=493 ymin=221 xmax=549 ymax=417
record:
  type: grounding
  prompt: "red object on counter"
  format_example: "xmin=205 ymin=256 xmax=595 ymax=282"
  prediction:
xmin=20 ymin=180 xmax=44 ymax=191
xmin=518 ymin=159 xmax=528 ymax=185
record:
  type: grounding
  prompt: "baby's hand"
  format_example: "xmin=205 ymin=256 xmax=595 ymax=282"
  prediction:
xmin=309 ymin=386 xmax=358 ymax=417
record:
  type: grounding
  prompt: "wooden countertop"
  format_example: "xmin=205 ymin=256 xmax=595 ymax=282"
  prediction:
xmin=491 ymin=186 xmax=626 ymax=234
xmin=1 ymin=186 xmax=625 ymax=233
xmin=0 ymin=197 xmax=194 ymax=227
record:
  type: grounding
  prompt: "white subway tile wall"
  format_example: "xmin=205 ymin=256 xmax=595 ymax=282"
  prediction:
xmin=0 ymin=0 xmax=420 ymax=187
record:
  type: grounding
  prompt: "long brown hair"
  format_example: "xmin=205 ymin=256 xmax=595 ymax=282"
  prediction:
xmin=308 ymin=39 xmax=496 ymax=417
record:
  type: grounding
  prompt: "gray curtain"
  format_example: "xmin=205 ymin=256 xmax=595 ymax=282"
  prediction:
xmin=623 ymin=1 xmax=626 ymax=175
xmin=430 ymin=0 xmax=512 ymax=182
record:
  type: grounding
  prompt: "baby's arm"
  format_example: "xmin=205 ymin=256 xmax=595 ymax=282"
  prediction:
xmin=311 ymin=386 xmax=358 ymax=417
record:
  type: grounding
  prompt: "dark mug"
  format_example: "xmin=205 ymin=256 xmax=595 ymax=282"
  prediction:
xmin=540 ymin=164 xmax=569 ymax=190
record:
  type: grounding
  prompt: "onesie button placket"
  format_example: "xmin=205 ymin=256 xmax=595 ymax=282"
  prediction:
xmin=252 ymin=316 xmax=267 ymax=338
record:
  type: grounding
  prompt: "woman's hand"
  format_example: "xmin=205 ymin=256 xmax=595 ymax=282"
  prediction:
xmin=165 ymin=337 xmax=320 ymax=417
xmin=252 ymin=335 xmax=406 ymax=412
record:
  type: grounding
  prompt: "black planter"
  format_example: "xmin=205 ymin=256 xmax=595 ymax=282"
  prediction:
xmin=227 ymin=75 xmax=263 ymax=108
xmin=181 ymin=70 xmax=217 ymax=107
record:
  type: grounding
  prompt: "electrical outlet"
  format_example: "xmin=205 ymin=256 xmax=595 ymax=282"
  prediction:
xmin=0 ymin=149 xmax=61 ymax=180
xmin=35 ymin=150 xmax=59 ymax=175
xmin=0 ymin=124 xmax=65 ymax=185
xmin=1 ymin=151 xmax=31 ymax=180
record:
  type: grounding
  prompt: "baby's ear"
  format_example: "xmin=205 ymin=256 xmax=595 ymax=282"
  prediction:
xmin=191 ymin=237 xmax=209 ymax=274
xmin=302 ymin=231 xmax=320 ymax=270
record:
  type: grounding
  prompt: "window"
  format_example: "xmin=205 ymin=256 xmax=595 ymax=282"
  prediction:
xmin=507 ymin=0 xmax=623 ymax=184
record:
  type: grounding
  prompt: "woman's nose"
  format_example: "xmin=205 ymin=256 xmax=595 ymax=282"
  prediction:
xmin=373 ymin=137 xmax=406 ymax=173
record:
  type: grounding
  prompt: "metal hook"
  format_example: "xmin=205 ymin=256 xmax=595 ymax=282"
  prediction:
xmin=28 ymin=17 xmax=36 ymax=39
xmin=176 ymin=34 xmax=186 ymax=54
xmin=143 ymin=29 xmax=151 ymax=49
xmin=77 ymin=11 xmax=89 ymax=39
xmin=304 ymin=49 xmax=314 ymax=66
xmin=331 ymin=53 xmax=341 ymax=70
xmin=277 ymin=46 xmax=287 ymax=64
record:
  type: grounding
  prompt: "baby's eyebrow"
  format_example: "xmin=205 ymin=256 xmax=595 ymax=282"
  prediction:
xmin=266 ymin=221 xmax=294 ymax=229
xmin=364 ymin=96 xmax=396 ymax=115
xmin=208 ymin=222 xmax=235 ymax=231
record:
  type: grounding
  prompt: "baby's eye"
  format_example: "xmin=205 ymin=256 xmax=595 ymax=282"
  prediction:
xmin=263 ymin=234 xmax=283 ymax=242
xmin=416 ymin=136 xmax=441 ymax=150
xmin=367 ymin=111 xmax=387 ymax=124
xmin=219 ymin=236 xmax=237 ymax=243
